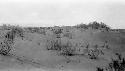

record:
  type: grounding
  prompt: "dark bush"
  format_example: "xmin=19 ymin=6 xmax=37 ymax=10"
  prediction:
xmin=0 ymin=26 xmax=24 ymax=56
xmin=96 ymin=67 xmax=104 ymax=71
xmin=88 ymin=45 xmax=104 ymax=60
xmin=46 ymin=38 xmax=62 ymax=51
xmin=0 ymin=40 xmax=12 ymax=56
xmin=59 ymin=41 xmax=76 ymax=56
xmin=108 ymin=53 xmax=125 ymax=71
xmin=96 ymin=53 xmax=125 ymax=71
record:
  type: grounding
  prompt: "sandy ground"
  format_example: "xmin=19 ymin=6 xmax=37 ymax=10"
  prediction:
xmin=0 ymin=55 xmax=92 ymax=71
xmin=0 ymin=53 xmax=102 ymax=71
xmin=0 ymin=29 xmax=124 ymax=71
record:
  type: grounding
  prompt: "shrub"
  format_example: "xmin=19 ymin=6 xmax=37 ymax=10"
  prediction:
xmin=51 ymin=27 xmax=63 ymax=38
xmin=88 ymin=50 xmax=99 ymax=59
xmin=107 ymin=53 xmax=125 ymax=71
xmin=88 ymin=45 xmax=104 ymax=60
xmin=5 ymin=26 xmax=24 ymax=40
xmin=0 ymin=26 xmax=24 ymax=56
xmin=0 ymin=38 xmax=14 ymax=56
xmin=63 ymin=32 xmax=73 ymax=39
xmin=59 ymin=41 xmax=76 ymax=56
xmin=88 ymin=21 xmax=101 ymax=29
xmin=96 ymin=53 xmax=125 ymax=71
xmin=0 ymin=41 xmax=11 ymax=56
xmin=75 ymin=23 xmax=88 ymax=29
xmin=39 ymin=29 xmax=46 ymax=35
xmin=46 ymin=38 xmax=76 ymax=56
xmin=46 ymin=38 xmax=62 ymax=51
xmin=88 ymin=21 xmax=111 ymax=30
xmin=26 ymin=27 xmax=39 ymax=33
xmin=52 ymin=28 xmax=62 ymax=35
xmin=96 ymin=67 xmax=104 ymax=71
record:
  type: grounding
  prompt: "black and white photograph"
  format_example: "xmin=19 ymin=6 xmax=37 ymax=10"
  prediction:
xmin=0 ymin=0 xmax=125 ymax=71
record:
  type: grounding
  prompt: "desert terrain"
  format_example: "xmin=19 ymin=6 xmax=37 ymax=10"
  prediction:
xmin=0 ymin=22 xmax=124 ymax=71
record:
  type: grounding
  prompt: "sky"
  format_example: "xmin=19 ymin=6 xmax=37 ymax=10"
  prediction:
xmin=0 ymin=0 xmax=125 ymax=29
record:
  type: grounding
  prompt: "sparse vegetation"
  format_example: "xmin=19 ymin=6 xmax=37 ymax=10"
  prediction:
xmin=0 ymin=22 xmax=123 ymax=71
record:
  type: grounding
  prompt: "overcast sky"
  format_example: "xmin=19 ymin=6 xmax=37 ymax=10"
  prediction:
xmin=0 ymin=0 xmax=125 ymax=29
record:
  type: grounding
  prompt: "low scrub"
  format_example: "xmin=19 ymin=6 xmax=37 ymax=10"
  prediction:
xmin=46 ymin=38 xmax=76 ymax=56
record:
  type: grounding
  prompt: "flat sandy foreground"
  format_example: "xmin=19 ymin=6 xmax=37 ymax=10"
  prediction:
xmin=0 ymin=69 xmax=46 ymax=71
xmin=0 ymin=69 xmax=89 ymax=71
xmin=0 ymin=56 xmax=90 ymax=71
xmin=0 ymin=68 xmax=56 ymax=71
